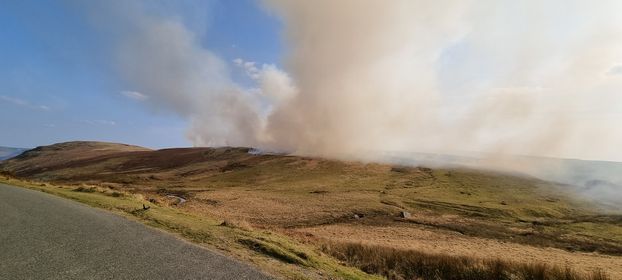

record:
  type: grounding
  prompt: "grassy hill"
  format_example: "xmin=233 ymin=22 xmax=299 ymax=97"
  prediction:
xmin=382 ymin=151 xmax=622 ymax=207
xmin=1 ymin=141 xmax=621 ymax=279
xmin=2 ymin=141 xmax=149 ymax=176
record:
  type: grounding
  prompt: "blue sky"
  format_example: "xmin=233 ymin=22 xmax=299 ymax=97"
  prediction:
xmin=0 ymin=0 xmax=282 ymax=149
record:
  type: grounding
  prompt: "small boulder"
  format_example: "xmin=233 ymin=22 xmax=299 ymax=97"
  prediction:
xmin=400 ymin=211 xmax=411 ymax=219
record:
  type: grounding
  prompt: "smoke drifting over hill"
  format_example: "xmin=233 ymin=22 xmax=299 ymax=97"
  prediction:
xmin=261 ymin=0 xmax=622 ymax=162
xmin=78 ymin=1 xmax=622 ymax=164
xmin=81 ymin=0 xmax=622 ymax=164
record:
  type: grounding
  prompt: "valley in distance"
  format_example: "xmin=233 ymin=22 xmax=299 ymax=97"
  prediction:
xmin=1 ymin=141 xmax=621 ymax=280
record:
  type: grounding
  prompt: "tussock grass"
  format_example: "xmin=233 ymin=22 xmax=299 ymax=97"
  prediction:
xmin=238 ymin=238 xmax=308 ymax=265
xmin=322 ymin=242 xmax=610 ymax=280
xmin=220 ymin=219 xmax=255 ymax=231
xmin=73 ymin=186 xmax=96 ymax=193
xmin=110 ymin=191 xmax=123 ymax=197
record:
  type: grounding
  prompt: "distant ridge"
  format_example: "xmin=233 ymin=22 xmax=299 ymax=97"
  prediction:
xmin=0 ymin=146 xmax=28 ymax=161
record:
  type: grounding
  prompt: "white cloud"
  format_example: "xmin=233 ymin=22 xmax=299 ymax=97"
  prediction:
xmin=121 ymin=90 xmax=149 ymax=101
xmin=0 ymin=95 xmax=26 ymax=106
xmin=0 ymin=95 xmax=51 ymax=111
xmin=99 ymin=120 xmax=116 ymax=125
xmin=81 ymin=120 xmax=117 ymax=126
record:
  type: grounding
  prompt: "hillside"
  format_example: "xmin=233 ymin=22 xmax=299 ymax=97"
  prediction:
xmin=2 ymin=141 xmax=150 ymax=177
xmin=383 ymin=151 xmax=622 ymax=207
xmin=0 ymin=146 xmax=27 ymax=161
xmin=2 ymin=141 xmax=621 ymax=278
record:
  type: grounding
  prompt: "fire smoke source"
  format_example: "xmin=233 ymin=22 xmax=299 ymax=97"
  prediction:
xmin=261 ymin=0 xmax=622 ymax=162
xmin=78 ymin=1 xmax=622 ymax=163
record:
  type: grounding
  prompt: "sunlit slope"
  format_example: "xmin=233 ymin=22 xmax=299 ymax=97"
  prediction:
xmin=1 ymin=141 xmax=150 ymax=176
xmin=1 ymin=141 xmax=620 ymax=254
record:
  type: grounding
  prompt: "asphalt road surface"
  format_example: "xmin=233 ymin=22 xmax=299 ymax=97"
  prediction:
xmin=0 ymin=183 xmax=272 ymax=280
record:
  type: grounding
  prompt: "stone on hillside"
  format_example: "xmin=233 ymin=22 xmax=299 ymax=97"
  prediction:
xmin=400 ymin=211 xmax=411 ymax=218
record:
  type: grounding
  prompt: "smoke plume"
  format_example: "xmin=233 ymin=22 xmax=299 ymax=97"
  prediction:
xmin=75 ymin=0 xmax=622 ymax=201
xmin=261 ymin=0 xmax=622 ymax=162
xmin=80 ymin=0 xmax=622 ymax=162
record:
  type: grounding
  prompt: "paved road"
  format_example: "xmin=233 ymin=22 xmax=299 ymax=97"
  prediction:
xmin=0 ymin=183 xmax=272 ymax=280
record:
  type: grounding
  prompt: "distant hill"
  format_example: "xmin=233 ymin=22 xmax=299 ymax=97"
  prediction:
xmin=0 ymin=141 xmax=245 ymax=180
xmin=0 ymin=146 xmax=28 ymax=161
xmin=0 ymin=141 xmax=150 ymax=176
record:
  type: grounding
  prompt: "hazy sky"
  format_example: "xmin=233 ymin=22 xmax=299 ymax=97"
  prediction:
xmin=1 ymin=1 xmax=621 ymax=162
xmin=0 ymin=0 xmax=281 ymax=149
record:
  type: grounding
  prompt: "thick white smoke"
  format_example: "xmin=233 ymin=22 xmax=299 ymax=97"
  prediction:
xmin=68 ymin=0 xmax=622 ymax=204
xmin=79 ymin=1 xmax=622 ymax=163
xmin=257 ymin=1 xmax=622 ymax=205
xmin=261 ymin=0 xmax=622 ymax=162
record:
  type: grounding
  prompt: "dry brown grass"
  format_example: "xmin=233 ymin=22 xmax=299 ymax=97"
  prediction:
xmin=296 ymin=222 xmax=622 ymax=278
xmin=2 ymin=141 xmax=622 ymax=279
xmin=321 ymin=242 xmax=610 ymax=280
